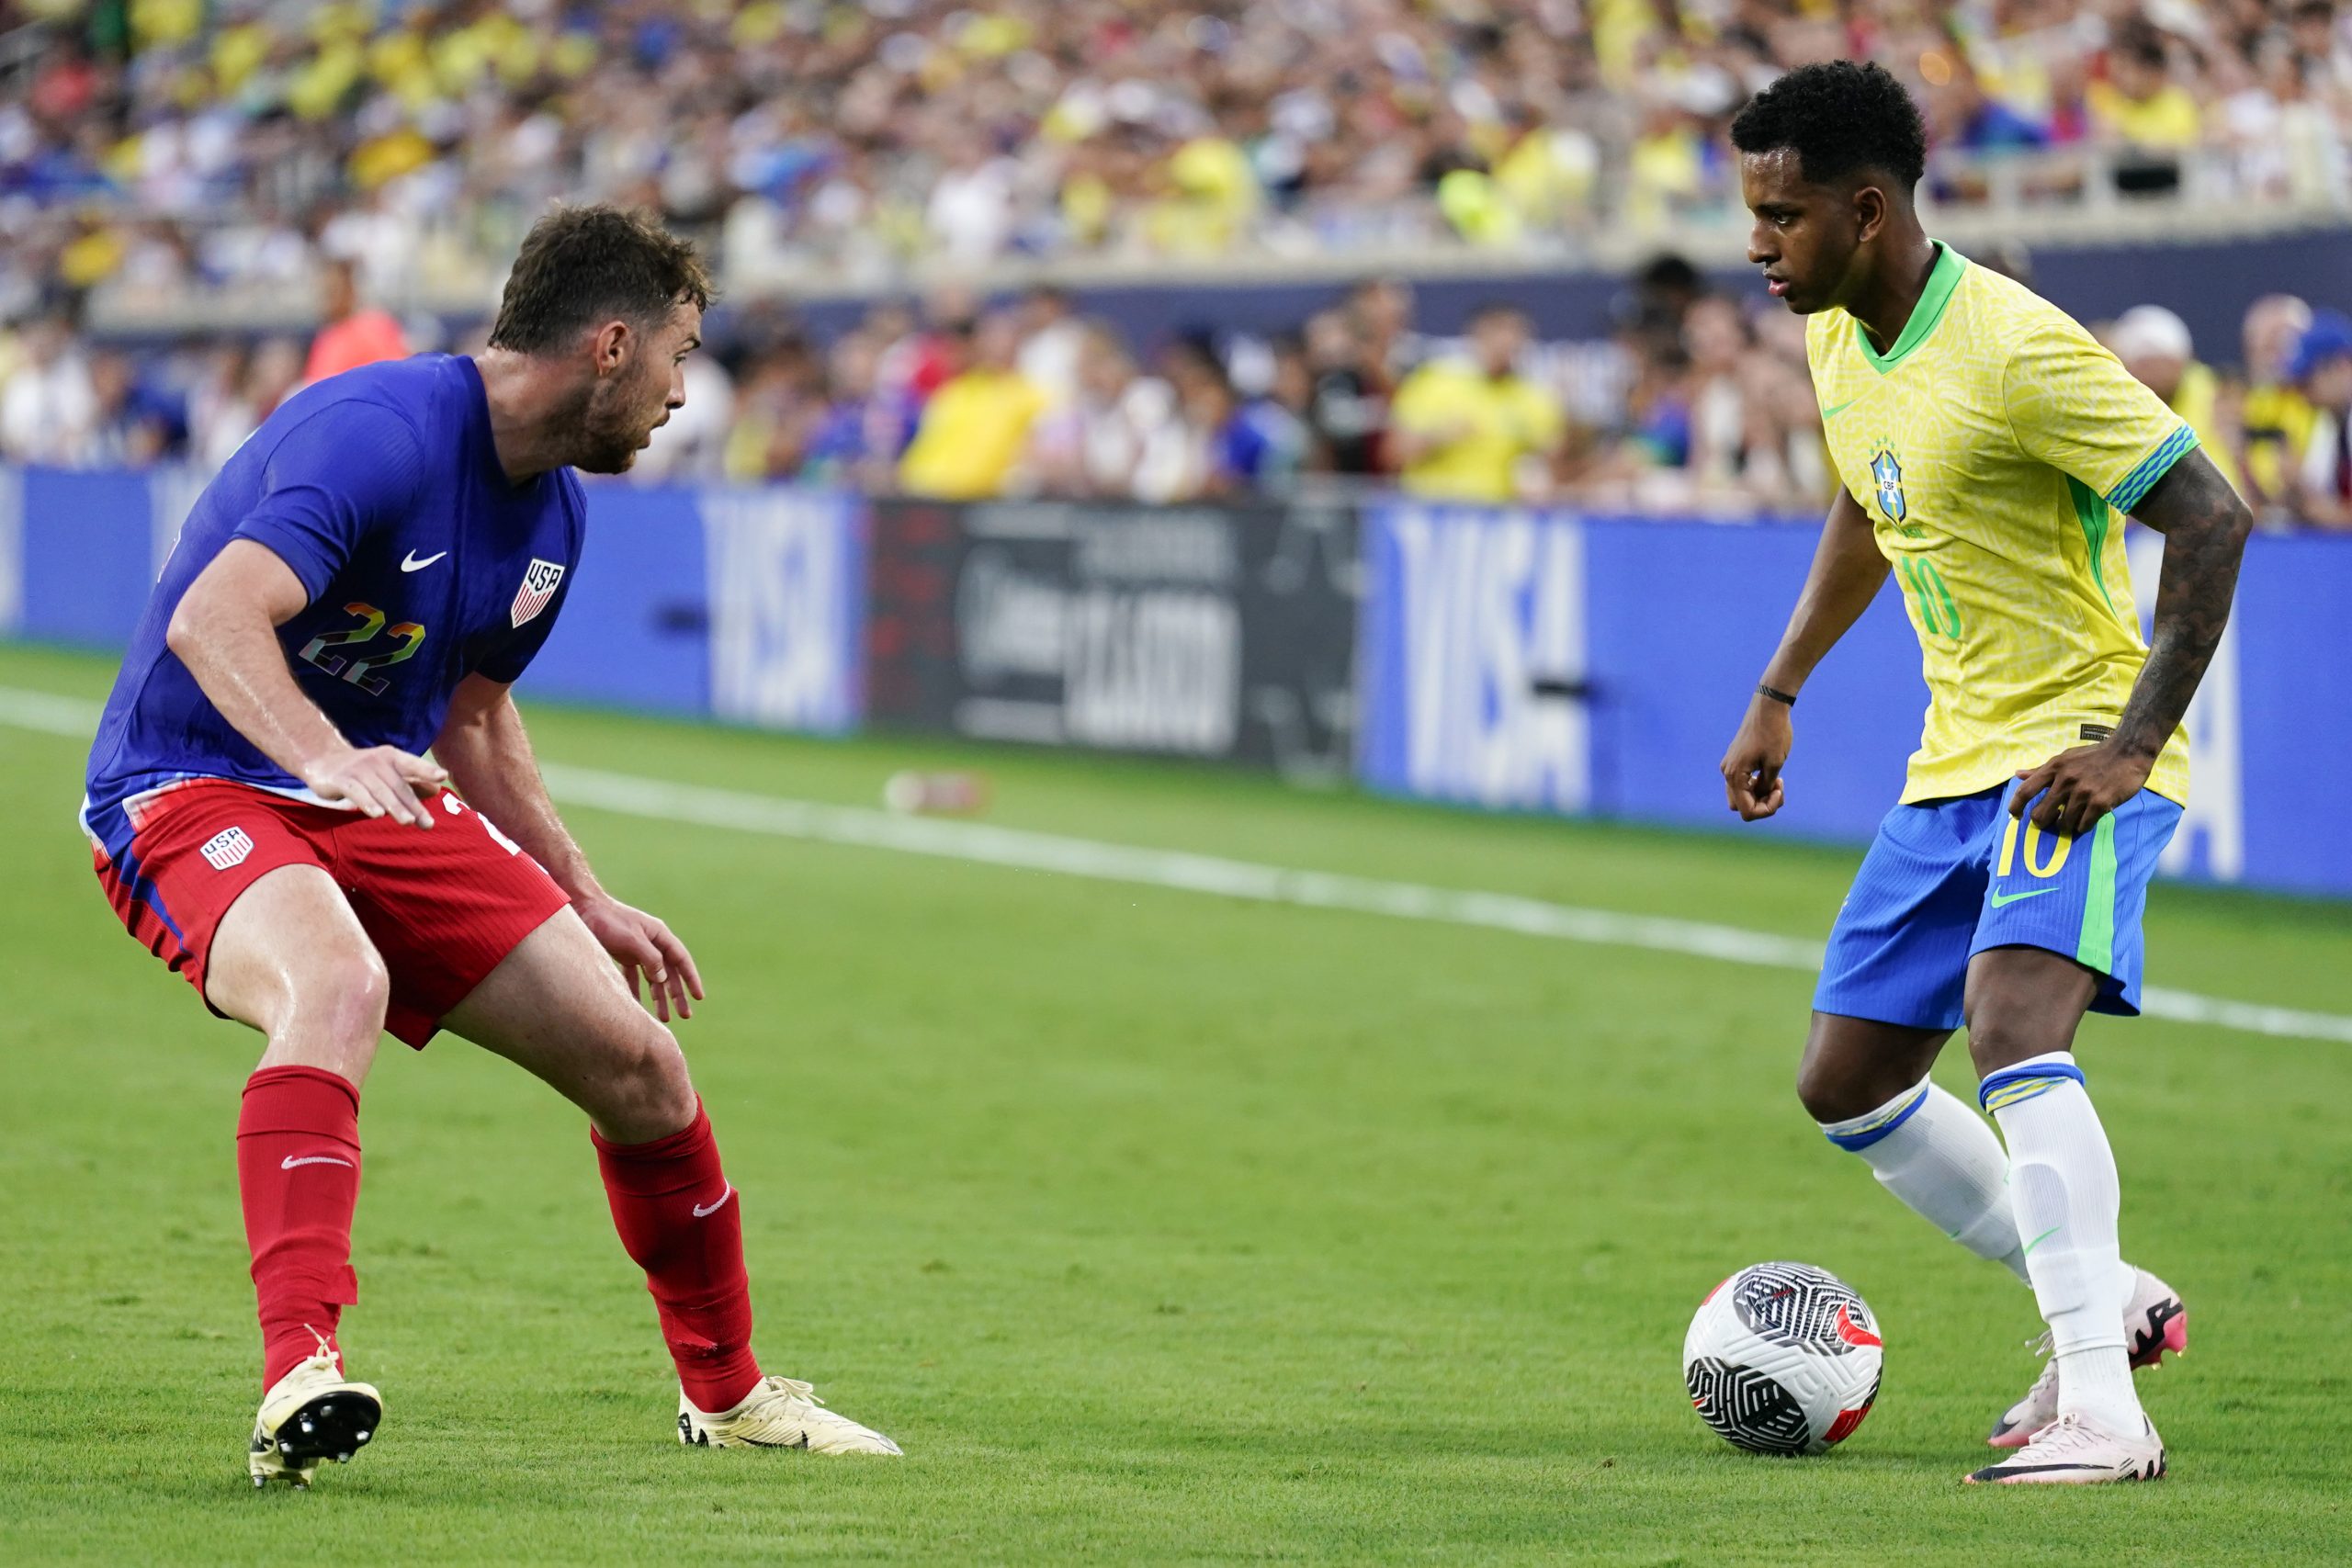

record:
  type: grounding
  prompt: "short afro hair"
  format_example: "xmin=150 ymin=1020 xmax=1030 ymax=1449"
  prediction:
xmin=1730 ymin=62 xmax=1927 ymax=190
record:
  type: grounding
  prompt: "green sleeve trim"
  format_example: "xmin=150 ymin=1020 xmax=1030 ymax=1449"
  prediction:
xmin=2105 ymin=423 xmax=2199 ymax=514
xmin=2066 ymin=477 xmax=2120 ymax=620
xmin=1857 ymin=243 xmax=1967 ymax=374
xmin=2075 ymin=814 xmax=2120 ymax=976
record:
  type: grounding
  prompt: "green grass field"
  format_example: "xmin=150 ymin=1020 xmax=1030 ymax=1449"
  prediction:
xmin=2 ymin=639 xmax=2348 ymax=1564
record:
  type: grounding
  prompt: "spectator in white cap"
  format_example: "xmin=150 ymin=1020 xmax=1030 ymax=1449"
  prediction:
xmin=2106 ymin=304 xmax=2243 ymax=495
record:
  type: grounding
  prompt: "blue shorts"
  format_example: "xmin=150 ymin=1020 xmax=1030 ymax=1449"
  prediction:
xmin=1814 ymin=784 xmax=2183 ymax=1031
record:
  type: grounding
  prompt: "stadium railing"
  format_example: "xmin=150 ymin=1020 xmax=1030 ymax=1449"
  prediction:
xmin=78 ymin=141 xmax=2352 ymax=335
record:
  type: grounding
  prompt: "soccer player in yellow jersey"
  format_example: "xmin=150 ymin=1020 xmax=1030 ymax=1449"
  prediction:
xmin=1716 ymin=64 xmax=2253 ymax=1486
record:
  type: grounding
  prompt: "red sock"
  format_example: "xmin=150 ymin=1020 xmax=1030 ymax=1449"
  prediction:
xmin=237 ymin=1066 xmax=363 ymax=1390
xmin=594 ymin=1100 xmax=761 ymax=1412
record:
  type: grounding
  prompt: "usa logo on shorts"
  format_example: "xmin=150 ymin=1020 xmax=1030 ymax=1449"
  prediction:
xmin=199 ymin=826 xmax=255 ymax=871
xmin=511 ymin=558 xmax=566 ymax=627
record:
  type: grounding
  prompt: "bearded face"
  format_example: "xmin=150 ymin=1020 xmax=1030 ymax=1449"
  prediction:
xmin=571 ymin=302 xmax=699 ymax=475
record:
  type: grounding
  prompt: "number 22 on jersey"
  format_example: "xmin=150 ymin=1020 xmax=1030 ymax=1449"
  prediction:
xmin=300 ymin=602 xmax=428 ymax=695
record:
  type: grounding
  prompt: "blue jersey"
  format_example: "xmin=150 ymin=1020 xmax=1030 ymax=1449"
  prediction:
xmin=83 ymin=355 xmax=585 ymax=862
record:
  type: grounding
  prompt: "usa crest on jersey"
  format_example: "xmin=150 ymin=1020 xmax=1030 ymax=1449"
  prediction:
xmin=1869 ymin=449 xmax=1906 ymax=524
xmin=510 ymin=558 xmax=566 ymax=627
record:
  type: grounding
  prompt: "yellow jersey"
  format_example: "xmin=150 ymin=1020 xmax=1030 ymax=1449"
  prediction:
xmin=898 ymin=369 xmax=1047 ymax=500
xmin=1804 ymin=243 xmax=2195 ymax=806
xmin=1391 ymin=360 xmax=1565 ymax=503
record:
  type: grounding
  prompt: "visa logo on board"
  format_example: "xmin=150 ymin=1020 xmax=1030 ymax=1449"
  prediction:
xmin=704 ymin=490 xmax=861 ymax=735
xmin=1385 ymin=508 xmax=1589 ymax=813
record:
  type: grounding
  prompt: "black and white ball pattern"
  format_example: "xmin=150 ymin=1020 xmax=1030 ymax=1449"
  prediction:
xmin=1684 ymin=1357 xmax=1812 ymax=1455
xmin=1729 ymin=1260 xmax=1877 ymax=1352
xmin=1683 ymin=1261 xmax=1883 ymax=1456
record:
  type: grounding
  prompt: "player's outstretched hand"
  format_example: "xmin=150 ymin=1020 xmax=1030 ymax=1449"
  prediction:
xmin=2008 ymin=742 xmax=2153 ymax=839
xmin=578 ymin=895 xmax=705 ymax=1023
xmin=301 ymin=744 xmax=447 ymax=828
xmin=1720 ymin=696 xmax=1793 ymax=821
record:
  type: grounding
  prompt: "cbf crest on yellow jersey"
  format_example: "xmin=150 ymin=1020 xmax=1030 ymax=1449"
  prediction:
xmin=1805 ymin=243 xmax=2196 ymax=806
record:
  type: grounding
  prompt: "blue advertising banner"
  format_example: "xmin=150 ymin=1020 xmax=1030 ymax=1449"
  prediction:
xmin=6 ymin=465 xmax=2347 ymax=897
xmin=0 ymin=467 xmax=865 ymax=738
xmin=1359 ymin=500 xmax=2352 ymax=898
xmin=699 ymin=487 xmax=865 ymax=735
xmin=525 ymin=484 xmax=711 ymax=715
xmin=1355 ymin=503 xmax=1595 ymax=815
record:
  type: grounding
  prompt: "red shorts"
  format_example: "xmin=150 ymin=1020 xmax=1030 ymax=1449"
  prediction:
xmin=93 ymin=779 xmax=571 ymax=1047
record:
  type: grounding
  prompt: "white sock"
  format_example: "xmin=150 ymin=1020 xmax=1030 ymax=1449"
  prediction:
xmin=1819 ymin=1077 xmax=2030 ymax=1281
xmin=1983 ymin=1051 xmax=2143 ymax=1433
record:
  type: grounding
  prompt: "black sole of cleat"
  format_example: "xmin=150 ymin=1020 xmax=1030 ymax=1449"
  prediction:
xmin=270 ymin=1391 xmax=383 ymax=1468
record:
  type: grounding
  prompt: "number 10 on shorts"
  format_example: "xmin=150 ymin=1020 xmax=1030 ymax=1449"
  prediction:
xmin=1998 ymin=814 xmax=2071 ymax=878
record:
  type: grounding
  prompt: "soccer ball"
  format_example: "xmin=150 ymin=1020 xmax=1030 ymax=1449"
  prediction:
xmin=1682 ymin=1261 xmax=1882 ymax=1456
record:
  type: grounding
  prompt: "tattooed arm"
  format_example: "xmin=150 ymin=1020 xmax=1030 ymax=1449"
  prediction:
xmin=2008 ymin=447 xmax=2253 ymax=835
xmin=2112 ymin=450 xmax=2256 ymax=761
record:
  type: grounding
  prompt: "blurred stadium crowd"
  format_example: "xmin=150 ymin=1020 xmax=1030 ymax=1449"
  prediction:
xmin=6 ymin=0 xmax=2351 ymax=303
xmin=0 ymin=0 xmax=2348 ymax=525
xmin=9 ymin=254 xmax=2352 ymax=527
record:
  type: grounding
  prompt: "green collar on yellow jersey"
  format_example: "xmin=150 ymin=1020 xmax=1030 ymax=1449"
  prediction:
xmin=1857 ymin=241 xmax=1967 ymax=375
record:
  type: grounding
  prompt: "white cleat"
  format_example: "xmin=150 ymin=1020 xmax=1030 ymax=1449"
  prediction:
xmin=677 ymin=1375 xmax=902 ymax=1456
xmin=1988 ymin=1267 xmax=2188 ymax=1450
xmin=1966 ymin=1410 xmax=2165 ymax=1484
xmin=247 ymin=1339 xmax=382 ymax=1489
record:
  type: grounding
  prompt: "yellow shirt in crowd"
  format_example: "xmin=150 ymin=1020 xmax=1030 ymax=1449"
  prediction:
xmin=2165 ymin=361 xmax=2242 ymax=496
xmin=898 ymin=369 xmax=1048 ymax=500
xmin=1390 ymin=361 xmax=1565 ymax=503
xmin=2087 ymin=82 xmax=2202 ymax=149
xmin=2240 ymin=380 xmax=2316 ymax=502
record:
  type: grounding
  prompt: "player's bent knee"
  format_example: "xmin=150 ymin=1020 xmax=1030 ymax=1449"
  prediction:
xmin=634 ymin=1030 xmax=696 ymax=1122
xmin=344 ymin=953 xmax=392 ymax=1025
xmin=310 ymin=950 xmax=390 ymax=1041
xmin=1963 ymin=1020 xmax=2060 ymax=1079
xmin=594 ymin=1023 xmax=696 ymax=1143
xmin=252 ymin=949 xmax=389 ymax=1079
xmin=1794 ymin=1074 xmax=1838 ymax=1125
xmin=1795 ymin=1063 xmax=1873 ymax=1126
xmin=1963 ymin=1004 xmax=2054 ymax=1079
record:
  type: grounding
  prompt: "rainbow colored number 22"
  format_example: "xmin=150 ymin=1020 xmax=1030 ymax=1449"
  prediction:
xmin=299 ymin=602 xmax=428 ymax=695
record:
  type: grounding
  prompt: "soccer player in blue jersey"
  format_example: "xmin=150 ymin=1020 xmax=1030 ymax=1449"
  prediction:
xmin=84 ymin=206 xmax=899 ymax=1487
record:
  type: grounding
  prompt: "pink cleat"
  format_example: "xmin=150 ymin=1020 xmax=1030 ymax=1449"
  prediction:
xmin=1986 ymin=1267 xmax=2187 ymax=1450
xmin=1967 ymin=1411 xmax=2165 ymax=1484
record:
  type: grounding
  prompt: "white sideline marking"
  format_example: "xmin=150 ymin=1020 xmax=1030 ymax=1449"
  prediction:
xmin=0 ymin=686 xmax=104 ymax=737
xmin=6 ymin=683 xmax=2350 ymax=1044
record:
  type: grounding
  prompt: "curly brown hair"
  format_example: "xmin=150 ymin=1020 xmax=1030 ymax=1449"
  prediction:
xmin=487 ymin=204 xmax=715 ymax=356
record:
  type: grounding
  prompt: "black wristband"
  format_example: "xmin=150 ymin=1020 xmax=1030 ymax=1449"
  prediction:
xmin=1756 ymin=683 xmax=1797 ymax=707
